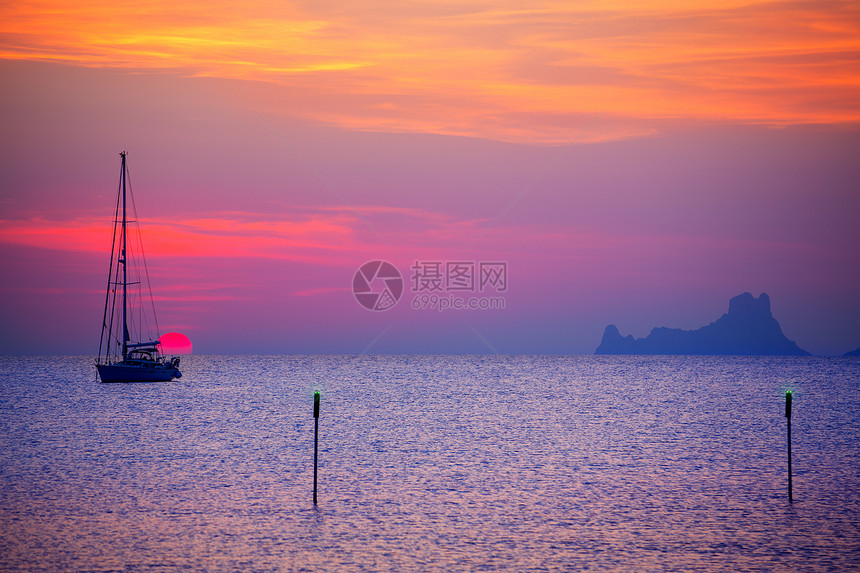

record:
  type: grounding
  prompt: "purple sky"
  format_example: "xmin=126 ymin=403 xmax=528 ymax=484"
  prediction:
xmin=1 ymin=2 xmax=859 ymax=355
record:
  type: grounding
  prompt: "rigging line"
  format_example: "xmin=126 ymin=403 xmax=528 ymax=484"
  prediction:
xmin=126 ymin=178 xmax=140 ymax=342
xmin=474 ymin=111 xmax=604 ymax=244
xmin=100 ymin=165 xmax=124 ymax=362
xmin=99 ymin=157 xmax=124 ymax=361
xmin=126 ymin=159 xmax=161 ymax=339
xmin=257 ymin=113 xmax=389 ymax=245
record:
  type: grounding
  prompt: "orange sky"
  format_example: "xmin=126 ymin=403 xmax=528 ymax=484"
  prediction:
xmin=2 ymin=0 xmax=858 ymax=143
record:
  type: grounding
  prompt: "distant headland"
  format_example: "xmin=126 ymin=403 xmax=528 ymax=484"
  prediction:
xmin=595 ymin=292 xmax=810 ymax=355
xmin=845 ymin=347 xmax=860 ymax=357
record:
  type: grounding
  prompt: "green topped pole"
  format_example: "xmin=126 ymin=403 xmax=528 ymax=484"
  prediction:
xmin=313 ymin=391 xmax=320 ymax=505
xmin=786 ymin=390 xmax=793 ymax=502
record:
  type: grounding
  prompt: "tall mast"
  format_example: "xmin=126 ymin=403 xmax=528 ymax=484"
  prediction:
xmin=121 ymin=151 xmax=128 ymax=361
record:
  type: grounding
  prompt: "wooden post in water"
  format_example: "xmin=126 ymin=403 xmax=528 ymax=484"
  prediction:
xmin=313 ymin=390 xmax=320 ymax=505
xmin=786 ymin=390 xmax=793 ymax=502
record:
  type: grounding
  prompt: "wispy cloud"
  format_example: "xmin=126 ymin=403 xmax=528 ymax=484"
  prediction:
xmin=290 ymin=286 xmax=351 ymax=297
xmin=2 ymin=1 xmax=857 ymax=143
xmin=1 ymin=203 xmax=830 ymax=274
xmin=0 ymin=206 xmax=496 ymax=266
xmin=0 ymin=211 xmax=357 ymax=264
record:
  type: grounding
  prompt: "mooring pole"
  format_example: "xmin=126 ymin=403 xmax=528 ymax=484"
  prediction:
xmin=313 ymin=390 xmax=320 ymax=505
xmin=786 ymin=390 xmax=793 ymax=502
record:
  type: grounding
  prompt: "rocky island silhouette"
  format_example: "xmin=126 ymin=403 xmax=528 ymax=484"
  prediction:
xmin=596 ymin=292 xmax=810 ymax=355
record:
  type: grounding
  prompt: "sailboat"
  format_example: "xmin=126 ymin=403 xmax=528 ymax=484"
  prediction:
xmin=96 ymin=151 xmax=181 ymax=383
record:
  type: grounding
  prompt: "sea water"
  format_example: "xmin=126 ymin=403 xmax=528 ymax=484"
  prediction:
xmin=1 ymin=355 xmax=858 ymax=571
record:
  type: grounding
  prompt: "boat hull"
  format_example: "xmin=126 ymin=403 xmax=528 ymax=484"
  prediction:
xmin=97 ymin=362 xmax=180 ymax=383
